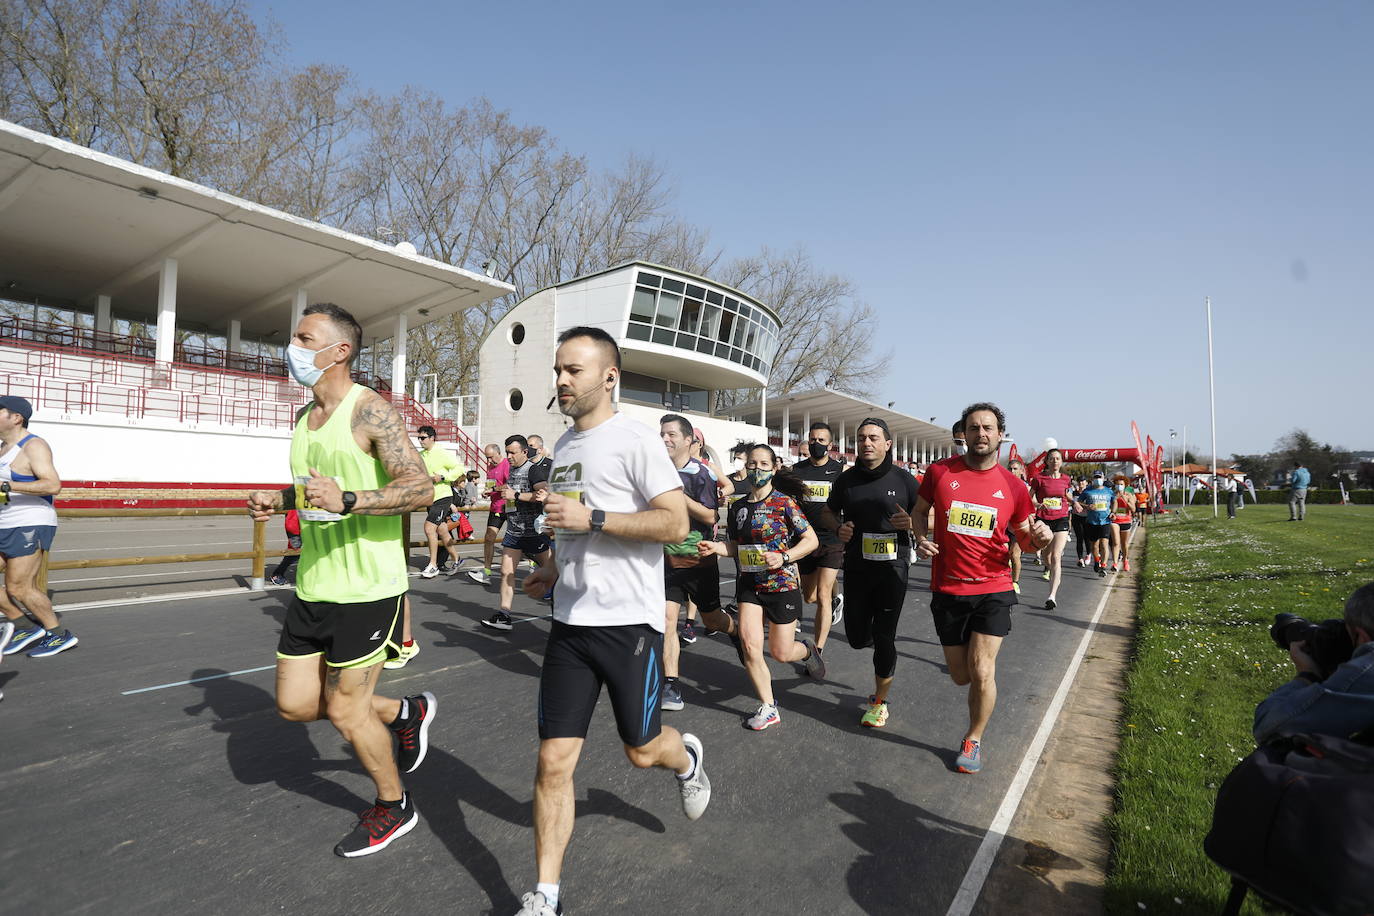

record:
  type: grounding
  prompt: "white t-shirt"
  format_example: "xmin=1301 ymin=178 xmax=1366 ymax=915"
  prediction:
xmin=548 ymin=412 xmax=682 ymax=631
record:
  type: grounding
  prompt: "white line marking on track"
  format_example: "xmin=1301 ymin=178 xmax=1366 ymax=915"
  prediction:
xmin=57 ymin=587 xmax=249 ymax=612
xmin=944 ymin=570 xmax=1120 ymax=916
xmin=49 ymin=567 xmax=242 ymax=584
xmin=121 ymin=664 xmax=276 ymax=695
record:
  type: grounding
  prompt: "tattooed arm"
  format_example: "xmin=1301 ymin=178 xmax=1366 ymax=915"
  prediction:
xmin=345 ymin=390 xmax=432 ymax=514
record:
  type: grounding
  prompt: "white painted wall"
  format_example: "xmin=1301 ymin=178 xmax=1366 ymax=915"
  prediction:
xmin=477 ymin=288 xmax=565 ymax=451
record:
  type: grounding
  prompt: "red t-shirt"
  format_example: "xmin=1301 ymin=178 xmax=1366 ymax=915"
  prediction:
xmin=919 ymin=458 xmax=1034 ymax=595
xmin=1030 ymin=474 xmax=1073 ymax=520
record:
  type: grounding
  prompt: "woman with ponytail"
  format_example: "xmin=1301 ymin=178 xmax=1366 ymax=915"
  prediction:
xmin=699 ymin=443 xmax=822 ymax=730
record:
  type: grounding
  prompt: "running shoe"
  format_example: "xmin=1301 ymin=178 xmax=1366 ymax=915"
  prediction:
xmin=1110 ymin=562 xmax=1118 ymax=573
xmin=661 ymin=681 xmax=685 ymax=711
xmin=956 ymin=738 xmax=982 ymax=774
xmin=1041 ymin=569 xmax=1051 ymax=581
xmin=831 ymin=593 xmax=844 ymax=627
xmin=745 ymin=703 xmax=780 ymax=730
xmin=677 ymin=733 xmax=711 ymax=820
xmin=679 ymin=622 xmax=697 ymax=645
xmin=467 ymin=567 xmax=492 ymax=586
xmin=1097 ymin=566 xmax=1106 ymax=579
xmin=391 ymin=691 xmax=437 ymax=774
xmin=1012 ymin=582 xmax=1021 ymax=594
xmin=1044 ymin=597 xmax=1057 ymax=610
xmin=802 ymin=638 xmax=826 ymax=679
xmin=384 ymin=640 xmax=419 ymax=670
xmin=268 ymin=575 xmax=288 ymax=586
xmin=26 ymin=629 xmax=78 ymax=658
xmin=445 ymin=560 xmax=465 ymax=575
xmin=482 ymin=611 xmax=514 ymax=631
xmin=1123 ymin=559 xmax=1131 ymax=572
xmin=3 ymin=625 xmax=43 ymax=655
xmin=333 ymin=793 xmax=418 ymax=857
xmin=515 ymin=891 xmax=562 ymax=916
xmin=421 ymin=564 xmax=439 ymax=579
xmin=860 ymin=696 xmax=889 ymax=728
xmin=540 ymin=590 xmax=554 ymax=604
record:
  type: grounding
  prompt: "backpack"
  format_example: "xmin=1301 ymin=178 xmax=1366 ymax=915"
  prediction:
xmin=1204 ymin=732 xmax=1374 ymax=915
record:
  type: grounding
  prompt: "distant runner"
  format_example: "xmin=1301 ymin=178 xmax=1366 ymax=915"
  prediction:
xmin=792 ymin=422 xmax=845 ymax=657
xmin=1030 ymin=449 xmax=1073 ymax=609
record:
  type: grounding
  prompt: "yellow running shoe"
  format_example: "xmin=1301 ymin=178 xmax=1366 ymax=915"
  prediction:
xmin=860 ymin=696 xmax=889 ymax=728
xmin=384 ymin=640 xmax=419 ymax=670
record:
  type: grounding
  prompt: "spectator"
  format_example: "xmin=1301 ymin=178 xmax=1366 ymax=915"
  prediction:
xmin=1223 ymin=474 xmax=1239 ymax=519
xmin=1253 ymin=582 xmax=1374 ymax=744
xmin=1289 ymin=463 xmax=1312 ymax=522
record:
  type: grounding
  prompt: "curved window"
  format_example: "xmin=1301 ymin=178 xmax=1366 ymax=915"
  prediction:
xmin=507 ymin=389 xmax=523 ymax=412
xmin=625 ymin=270 xmax=779 ymax=378
xmin=508 ymin=322 xmax=526 ymax=345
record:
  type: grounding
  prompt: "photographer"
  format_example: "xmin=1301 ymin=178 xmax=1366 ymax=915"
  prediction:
xmin=1253 ymin=581 xmax=1374 ymax=745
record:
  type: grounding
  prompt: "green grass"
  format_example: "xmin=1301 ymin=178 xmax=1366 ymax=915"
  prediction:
xmin=1105 ymin=505 xmax=1374 ymax=914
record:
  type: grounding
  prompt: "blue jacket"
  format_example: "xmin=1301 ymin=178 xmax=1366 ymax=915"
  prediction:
xmin=1290 ymin=467 xmax=1311 ymax=490
xmin=1253 ymin=642 xmax=1374 ymax=744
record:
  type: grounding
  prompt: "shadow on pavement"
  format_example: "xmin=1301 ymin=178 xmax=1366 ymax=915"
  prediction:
xmin=422 ymin=617 xmax=546 ymax=680
xmin=1019 ymin=610 xmax=1135 ymax=639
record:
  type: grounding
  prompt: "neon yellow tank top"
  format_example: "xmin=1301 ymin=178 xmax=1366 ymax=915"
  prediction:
xmin=289 ymin=384 xmax=407 ymax=603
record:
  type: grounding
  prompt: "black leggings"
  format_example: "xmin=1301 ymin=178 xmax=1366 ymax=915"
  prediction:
xmin=843 ymin=562 xmax=909 ymax=679
xmin=1071 ymin=515 xmax=1090 ymax=559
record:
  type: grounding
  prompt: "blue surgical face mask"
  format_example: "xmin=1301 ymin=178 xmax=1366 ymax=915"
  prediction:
xmin=286 ymin=341 xmax=342 ymax=387
xmin=746 ymin=469 xmax=774 ymax=488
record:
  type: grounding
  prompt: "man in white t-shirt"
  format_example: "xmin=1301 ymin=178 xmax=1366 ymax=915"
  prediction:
xmin=513 ymin=326 xmax=712 ymax=916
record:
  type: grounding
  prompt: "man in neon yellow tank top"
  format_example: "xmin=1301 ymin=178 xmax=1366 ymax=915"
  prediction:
xmin=246 ymin=303 xmax=435 ymax=859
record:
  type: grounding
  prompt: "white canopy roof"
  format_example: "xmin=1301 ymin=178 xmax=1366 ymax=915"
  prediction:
xmin=723 ymin=387 xmax=951 ymax=446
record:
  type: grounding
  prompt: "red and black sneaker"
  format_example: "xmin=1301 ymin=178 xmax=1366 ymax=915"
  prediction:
xmin=391 ymin=691 xmax=437 ymax=774
xmin=334 ymin=793 xmax=418 ymax=858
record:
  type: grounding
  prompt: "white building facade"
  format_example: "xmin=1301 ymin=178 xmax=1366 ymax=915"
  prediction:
xmin=479 ymin=262 xmax=776 ymax=457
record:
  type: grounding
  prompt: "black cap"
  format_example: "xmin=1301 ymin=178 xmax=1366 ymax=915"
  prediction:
xmin=856 ymin=417 xmax=891 ymax=438
xmin=0 ymin=395 xmax=32 ymax=422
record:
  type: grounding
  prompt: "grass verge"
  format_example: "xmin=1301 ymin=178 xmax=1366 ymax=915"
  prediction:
xmin=1105 ymin=504 xmax=1374 ymax=914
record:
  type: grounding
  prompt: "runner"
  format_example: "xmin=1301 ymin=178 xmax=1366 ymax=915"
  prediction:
xmin=821 ymin=418 xmax=920 ymax=728
xmin=481 ymin=435 xmax=553 ymax=631
xmin=1030 ymin=449 xmax=1073 ymax=609
xmin=417 ymin=425 xmax=465 ymax=578
xmin=515 ymin=326 xmax=710 ymax=916
xmin=1112 ymin=477 xmax=1136 ymax=571
xmin=1070 ymin=476 xmax=1092 ymax=567
xmin=699 ymin=443 xmax=821 ymax=729
xmin=659 ymin=414 xmax=740 ymax=710
xmin=792 ymin=421 xmax=845 ymax=657
xmin=1006 ymin=458 xmax=1028 ymax=594
xmin=245 ymin=303 xmax=437 ymax=857
xmin=1075 ymin=471 xmax=1115 ymax=578
xmin=0 ymin=395 xmax=75 ymax=659
xmin=467 ymin=443 xmax=510 ymax=586
xmin=913 ymin=402 xmax=1051 ymax=774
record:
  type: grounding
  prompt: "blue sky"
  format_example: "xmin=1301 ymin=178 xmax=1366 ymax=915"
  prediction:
xmin=251 ymin=1 xmax=1373 ymax=458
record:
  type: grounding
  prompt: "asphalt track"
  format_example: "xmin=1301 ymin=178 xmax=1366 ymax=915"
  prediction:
xmin=1 ymin=535 xmax=1122 ymax=915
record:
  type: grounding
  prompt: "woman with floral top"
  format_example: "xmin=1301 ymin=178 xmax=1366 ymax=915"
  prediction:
xmin=699 ymin=443 xmax=822 ymax=730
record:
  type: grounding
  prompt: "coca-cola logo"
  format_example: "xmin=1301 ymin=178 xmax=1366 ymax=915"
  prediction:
xmin=1077 ymin=450 xmax=1110 ymax=460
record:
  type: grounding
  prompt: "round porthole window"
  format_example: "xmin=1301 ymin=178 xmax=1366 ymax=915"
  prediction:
xmin=507 ymin=388 xmax=524 ymax=411
xmin=509 ymin=322 xmax=526 ymax=345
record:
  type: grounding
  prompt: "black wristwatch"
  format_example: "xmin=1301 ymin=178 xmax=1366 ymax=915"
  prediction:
xmin=339 ymin=491 xmax=358 ymax=515
xmin=589 ymin=509 xmax=606 ymax=532
xmin=0 ymin=481 xmax=9 ymax=495
xmin=781 ymin=551 xmax=792 ymax=565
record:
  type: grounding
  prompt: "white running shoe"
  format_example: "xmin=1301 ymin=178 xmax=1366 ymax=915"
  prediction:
xmin=421 ymin=564 xmax=439 ymax=579
xmin=678 ymin=733 xmax=711 ymax=820
xmin=467 ymin=568 xmax=491 ymax=586
xmin=831 ymin=593 xmax=844 ymax=627
xmin=515 ymin=891 xmax=561 ymax=915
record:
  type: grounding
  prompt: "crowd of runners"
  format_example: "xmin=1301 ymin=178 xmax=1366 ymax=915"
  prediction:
xmin=0 ymin=301 xmax=1151 ymax=915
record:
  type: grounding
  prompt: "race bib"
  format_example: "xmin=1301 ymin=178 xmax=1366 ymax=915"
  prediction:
xmin=738 ymin=545 xmax=769 ymax=572
xmin=295 ymin=475 xmax=345 ymax=523
xmin=1040 ymin=497 xmax=1062 ymax=510
xmin=802 ymin=481 xmax=831 ymax=503
xmin=861 ymin=532 xmax=898 ymax=561
xmin=1092 ymin=498 xmax=1110 ymax=513
xmin=947 ymin=500 xmax=996 ymax=539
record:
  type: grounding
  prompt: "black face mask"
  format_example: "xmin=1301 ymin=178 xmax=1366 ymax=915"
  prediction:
xmin=808 ymin=442 xmax=827 ymax=460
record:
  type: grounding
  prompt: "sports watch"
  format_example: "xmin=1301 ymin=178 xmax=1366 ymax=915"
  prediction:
xmin=339 ymin=491 xmax=358 ymax=515
xmin=589 ymin=509 xmax=606 ymax=532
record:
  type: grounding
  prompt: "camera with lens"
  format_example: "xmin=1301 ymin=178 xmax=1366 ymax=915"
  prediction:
xmin=1270 ymin=613 xmax=1355 ymax=681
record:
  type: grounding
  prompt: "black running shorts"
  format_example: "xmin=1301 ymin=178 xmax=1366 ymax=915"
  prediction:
xmin=663 ymin=558 xmax=721 ymax=614
xmin=1117 ymin=521 xmax=1133 ymax=533
xmin=736 ymin=586 xmax=804 ymax=624
xmin=797 ymin=541 xmax=843 ymax=575
xmin=1037 ymin=516 xmax=1071 ymax=533
xmin=502 ymin=532 xmax=552 ymax=556
xmin=485 ymin=511 xmax=508 ymax=531
xmin=1087 ymin=522 xmax=1114 ymax=541
xmin=276 ymin=593 xmax=404 ymax=668
xmin=425 ymin=496 xmax=454 ymax=525
xmin=538 ymin=621 xmax=663 ymax=747
xmin=929 ymin=590 xmax=1016 ymax=647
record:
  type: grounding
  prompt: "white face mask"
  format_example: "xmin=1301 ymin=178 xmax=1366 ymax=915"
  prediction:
xmin=286 ymin=341 xmax=342 ymax=387
xmin=953 ymin=441 xmax=968 ymax=456
xmin=1116 ymin=483 xmax=1125 ymax=491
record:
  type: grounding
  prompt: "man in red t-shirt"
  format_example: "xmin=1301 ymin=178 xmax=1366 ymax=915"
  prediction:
xmin=914 ymin=402 xmax=1051 ymax=774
